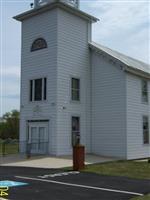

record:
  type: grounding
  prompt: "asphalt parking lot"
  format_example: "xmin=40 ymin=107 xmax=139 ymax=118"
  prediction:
xmin=0 ymin=166 xmax=150 ymax=200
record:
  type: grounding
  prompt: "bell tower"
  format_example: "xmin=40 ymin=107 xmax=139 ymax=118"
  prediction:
xmin=34 ymin=0 xmax=79 ymax=9
xmin=14 ymin=0 xmax=98 ymax=156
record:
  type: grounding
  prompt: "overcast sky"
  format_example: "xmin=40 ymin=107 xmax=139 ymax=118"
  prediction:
xmin=0 ymin=0 xmax=150 ymax=116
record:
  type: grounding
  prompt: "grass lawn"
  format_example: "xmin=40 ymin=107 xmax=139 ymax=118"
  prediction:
xmin=130 ymin=194 xmax=150 ymax=200
xmin=0 ymin=143 xmax=19 ymax=155
xmin=83 ymin=160 xmax=150 ymax=180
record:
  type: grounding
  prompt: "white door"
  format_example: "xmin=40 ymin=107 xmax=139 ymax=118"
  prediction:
xmin=28 ymin=122 xmax=48 ymax=154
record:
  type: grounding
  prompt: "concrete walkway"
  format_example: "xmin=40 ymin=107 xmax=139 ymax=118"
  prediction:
xmin=0 ymin=154 xmax=116 ymax=169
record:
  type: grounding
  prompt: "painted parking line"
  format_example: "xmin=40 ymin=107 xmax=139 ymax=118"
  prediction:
xmin=15 ymin=176 xmax=143 ymax=197
xmin=38 ymin=171 xmax=80 ymax=178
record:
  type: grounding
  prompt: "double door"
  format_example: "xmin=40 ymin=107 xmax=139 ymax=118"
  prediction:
xmin=28 ymin=122 xmax=48 ymax=154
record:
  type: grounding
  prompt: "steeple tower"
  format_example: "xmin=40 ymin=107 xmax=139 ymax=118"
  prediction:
xmin=34 ymin=0 xmax=79 ymax=9
xmin=14 ymin=0 xmax=98 ymax=156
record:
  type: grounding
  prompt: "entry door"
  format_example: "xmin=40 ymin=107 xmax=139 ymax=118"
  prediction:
xmin=28 ymin=122 xmax=48 ymax=154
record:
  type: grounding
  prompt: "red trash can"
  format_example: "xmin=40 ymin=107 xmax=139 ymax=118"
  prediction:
xmin=73 ymin=145 xmax=85 ymax=171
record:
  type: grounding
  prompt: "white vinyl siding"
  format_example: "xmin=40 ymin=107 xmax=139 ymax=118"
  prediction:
xmin=126 ymin=73 xmax=150 ymax=159
xmin=20 ymin=9 xmax=58 ymax=155
xmin=91 ymin=51 xmax=127 ymax=158
xmin=56 ymin=8 xmax=91 ymax=154
xmin=20 ymin=7 xmax=91 ymax=156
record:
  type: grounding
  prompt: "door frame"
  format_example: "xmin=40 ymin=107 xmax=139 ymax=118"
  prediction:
xmin=27 ymin=120 xmax=49 ymax=154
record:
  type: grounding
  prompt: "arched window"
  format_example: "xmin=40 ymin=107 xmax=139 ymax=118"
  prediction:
xmin=31 ymin=38 xmax=47 ymax=52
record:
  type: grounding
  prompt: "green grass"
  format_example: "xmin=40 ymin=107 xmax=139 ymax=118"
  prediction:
xmin=131 ymin=194 xmax=150 ymax=200
xmin=82 ymin=161 xmax=150 ymax=180
xmin=0 ymin=143 xmax=19 ymax=155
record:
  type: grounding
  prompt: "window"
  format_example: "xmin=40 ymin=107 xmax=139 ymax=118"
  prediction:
xmin=143 ymin=116 xmax=149 ymax=144
xmin=35 ymin=79 xmax=42 ymax=101
xmin=30 ymin=78 xmax=47 ymax=101
xmin=31 ymin=38 xmax=47 ymax=52
xmin=142 ymin=80 xmax=148 ymax=103
xmin=72 ymin=116 xmax=80 ymax=146
xmin=71 ymin=78 xmax=80 ymax=101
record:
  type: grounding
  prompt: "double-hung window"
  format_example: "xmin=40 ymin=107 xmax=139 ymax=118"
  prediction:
xmin=30 ymin=78 xmax=47 ymax=101
xmin=143 ymin=116 xmax=149 ymax=144
xmin=141 ymin=80 xmax=148 ymax=103
xmin=71 ymin=78 xmax=80 ymax=101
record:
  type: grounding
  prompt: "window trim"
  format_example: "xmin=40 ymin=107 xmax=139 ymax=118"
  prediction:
xmin=141 ymin=79 xmax=148 ymax=104
xmin=142 ymin=115 xmax=149 ymax=145
xmin=71 ymin=77 xmax=80 ymax=102
xmin=29 ymin=77 xmax=47 ymax=102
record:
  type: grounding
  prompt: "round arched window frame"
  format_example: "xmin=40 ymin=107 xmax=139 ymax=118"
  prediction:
xmin=31 ymin=38 xmax=47 ymax=52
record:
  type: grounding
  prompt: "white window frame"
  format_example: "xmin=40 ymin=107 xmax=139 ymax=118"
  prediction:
xmin=143 ymin=115 xmax=149 ymax=145
xmin=141 ymin=79 xmax=148 ymax=103
xmin=71 ymin=116 xmax=80 ymax=146
xmin=71 ymin=77 xmax=80 ymax=102
xmin=29 ymin=77 xmax=47 ymax=102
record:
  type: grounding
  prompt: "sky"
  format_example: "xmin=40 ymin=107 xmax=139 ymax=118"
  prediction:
xmin=0 ymin=0 xmax=150 ymax=117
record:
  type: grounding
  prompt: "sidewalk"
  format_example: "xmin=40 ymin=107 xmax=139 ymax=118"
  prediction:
xmin=0 ymin=154 xmax=116 ymax=169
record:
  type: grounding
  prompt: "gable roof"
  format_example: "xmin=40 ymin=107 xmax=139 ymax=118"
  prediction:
xmin=13 ymin=1 xmax=98 ymax=23
xmin=89 ymin=42 xmax=150 ymax=79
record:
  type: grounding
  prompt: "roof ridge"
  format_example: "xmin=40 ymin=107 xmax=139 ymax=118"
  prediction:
xmin=90 ymin=41 xmax=150 ymax=67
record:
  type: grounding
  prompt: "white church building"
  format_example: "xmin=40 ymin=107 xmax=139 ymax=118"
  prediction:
xmin=14 ymin=0 xmax=150 ymax=159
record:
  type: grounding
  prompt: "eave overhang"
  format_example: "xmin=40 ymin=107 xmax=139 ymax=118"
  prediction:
xmin=13 ymin=2 xmax=99 ymax=23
